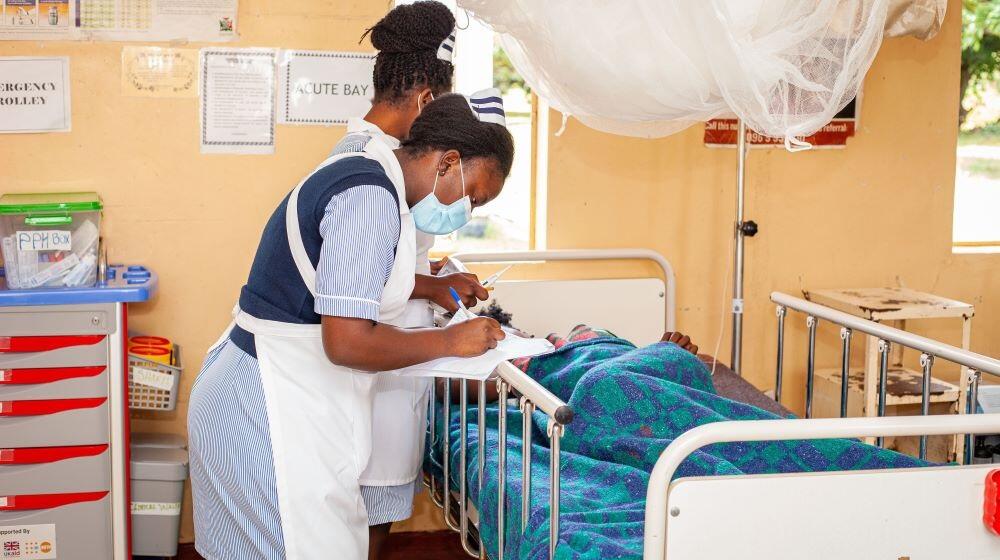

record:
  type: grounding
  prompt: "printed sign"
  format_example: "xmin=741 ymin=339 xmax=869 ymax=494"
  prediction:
xmin=277 ymin=50 xmax=375 ymax=126
xmin=200 ymin=48 xmax=276 ymax=155
xmin=0 ymin=0 xmax=238 ymax=41
xmin=0 ymin=524 xmax=57 ymax=559
xmin=131 ymin=367 xmax=173 ymax=390
xmin=131 ymin=501 xmax=181 ymax=515
xmin=15 ymin=230 xmax=71 ymax=252
xmin=0 ymin=57 xmax=71 ymax=133
xmin=704 ymin=97 xmax=860 ymax=149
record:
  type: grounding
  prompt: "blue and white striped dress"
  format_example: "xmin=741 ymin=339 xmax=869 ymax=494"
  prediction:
xmin=188 ymin=154 xmax=402 ymax=560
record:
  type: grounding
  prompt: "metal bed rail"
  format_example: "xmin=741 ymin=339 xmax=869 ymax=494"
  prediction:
xmin=642 ymin=413 xmax=1000 ymax=560
xmin=428 ymin=360 xmax=574 ymax=560
xmin=771 ymin=292 xmax=1000 ymax=461
xmin=451 ymin=249 xmax=677 ymax=331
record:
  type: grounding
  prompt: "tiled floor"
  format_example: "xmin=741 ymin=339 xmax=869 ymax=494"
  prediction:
xmin=172 ymin=531 xmax=467 ymax=560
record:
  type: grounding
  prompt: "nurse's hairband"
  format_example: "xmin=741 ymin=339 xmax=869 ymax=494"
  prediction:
xmin=437 ymin=28 xmax=456 ymax=62
xmin=467 ymin=88 xmax=506 ymax=127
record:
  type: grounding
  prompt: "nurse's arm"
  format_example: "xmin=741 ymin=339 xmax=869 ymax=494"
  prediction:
xmin=321 ymin=315 xmax=504 ymax=372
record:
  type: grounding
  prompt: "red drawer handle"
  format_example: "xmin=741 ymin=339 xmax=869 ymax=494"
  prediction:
xmin=0 ymin=491 xmax=108 ymax=511
xmin=0 ymin=335 xmax=105 ymax=353
xmin=0 ymin=365 xmax=106 ymax=385
xmin=0 ymin=444 xmax=108 ymax=465
xmin=0 ymin=397 xmax=106 ymax=417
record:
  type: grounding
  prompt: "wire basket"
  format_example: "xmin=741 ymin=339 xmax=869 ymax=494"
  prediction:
xmin=128 ymin=344 xmax=183 ymax=411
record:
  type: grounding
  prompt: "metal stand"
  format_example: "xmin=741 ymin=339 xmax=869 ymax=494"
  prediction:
xmin=730 ymin=120 xmax=758 ymax=375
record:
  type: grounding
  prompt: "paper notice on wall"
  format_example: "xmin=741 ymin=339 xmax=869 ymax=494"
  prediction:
xmin=0 ymin=524 xmax=57 ymax=559
xmin=277 ymin=50 xmax=375 ymax=126
xmin=200 ymin=48 xmax=276 ymax=155
xmin=122 ymin=46 xmax=198 ymax=97
xmin=0 ymin=57 xmax=70 ymax=133
xmin=0 ymin=0 xmax=237 ymax=42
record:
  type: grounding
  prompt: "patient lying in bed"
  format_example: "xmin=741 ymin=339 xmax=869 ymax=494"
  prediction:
xmin=427 ymin=322 xmax=928 ymax=559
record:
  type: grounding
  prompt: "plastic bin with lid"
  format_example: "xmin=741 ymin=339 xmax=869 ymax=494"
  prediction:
xmin=130 ymin=446 xmax=188 ymax=557
xmin=0 ymin=192 xmax=102 ymax=291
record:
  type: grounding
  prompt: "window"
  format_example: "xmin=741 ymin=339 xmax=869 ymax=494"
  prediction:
xmin=395 ymin=1 xmax=538 ymax=253
xmin=953 ymin=1 xmax=1000 ymax=253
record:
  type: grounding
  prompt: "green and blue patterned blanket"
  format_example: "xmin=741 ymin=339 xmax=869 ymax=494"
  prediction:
xmin=425 ymin=329 xmax=927 ymax=559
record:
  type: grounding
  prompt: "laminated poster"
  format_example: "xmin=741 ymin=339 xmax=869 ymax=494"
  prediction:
xmin=121 ymin=46 xmax=198 ymax=98
xmin=0 ymin=0 xmax=237 ymax=42
xmin=200 ymin=48 xmax=276 ymax=155
xmin=0 ymin=56 xmax=71 ymax=133
xmin=277 ymin=50 xmax=375 ymax=126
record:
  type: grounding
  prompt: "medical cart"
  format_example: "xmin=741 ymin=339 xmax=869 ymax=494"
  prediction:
xmin=0 ymin=265 xmax=156 ymax=560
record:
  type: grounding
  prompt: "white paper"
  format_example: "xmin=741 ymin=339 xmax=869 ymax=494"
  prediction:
xmin=0 ymin=57 xmax=70 ymax=133
xmin=977 ymin=385 xmax=1000 ymax=414
xmin=0 ymin=524 xmax=57 ymax=559
xmin=15 ymin=230 xmax=71 ymax=251
xmin=0 ymin=0 xmax=237 ymax=42
xmin=277 ymin=50 xmax=375 ymax=126
xmin=390 ymin=335 xmax=554 ymax=380
xmin=132 ymin=366 xmax=173 ymax=390
xmin=200 ymin=48 xmax=276 ymax=155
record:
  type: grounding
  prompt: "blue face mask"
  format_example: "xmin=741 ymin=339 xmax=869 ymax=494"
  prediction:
xmin=411 ymin=158 xmax=472 ymax=235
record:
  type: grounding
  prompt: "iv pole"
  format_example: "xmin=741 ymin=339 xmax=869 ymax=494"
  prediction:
xmin=730 ymin=120 xmax=756 ymax=376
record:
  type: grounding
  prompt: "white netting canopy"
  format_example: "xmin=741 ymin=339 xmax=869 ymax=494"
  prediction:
xmin=458 ymin=0 xmax=944 ymax=150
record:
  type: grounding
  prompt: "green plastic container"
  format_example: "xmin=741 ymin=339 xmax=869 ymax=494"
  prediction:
xmin=0 ymin=192 xmax=103 ymax=290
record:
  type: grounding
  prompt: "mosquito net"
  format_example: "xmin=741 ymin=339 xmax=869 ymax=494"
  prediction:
xmin=458 ymin=0 xmax=945 ymax=150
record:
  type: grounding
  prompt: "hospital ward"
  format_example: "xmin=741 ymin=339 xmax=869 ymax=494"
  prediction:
xmin=3 ymin=0 xmax=1000 ymax=559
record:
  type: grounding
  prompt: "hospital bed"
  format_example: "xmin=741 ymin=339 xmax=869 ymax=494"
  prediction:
xmin=423 ymin=249 xmax=1000 ymax=560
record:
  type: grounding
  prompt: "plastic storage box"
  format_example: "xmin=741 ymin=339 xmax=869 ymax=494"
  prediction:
xmin=130 ymin=446 xmax=188 ymax=557
xmin=0 ymin=192 xmax=102 ymax=290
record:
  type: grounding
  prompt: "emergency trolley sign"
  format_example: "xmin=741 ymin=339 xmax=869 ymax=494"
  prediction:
xmin=277 ymin=50 xmax=375 ymax=126
xmin=0 ymin=57 xmax=71 ymax=133
xmin=704 ymin=97 xmax=859 ymax=148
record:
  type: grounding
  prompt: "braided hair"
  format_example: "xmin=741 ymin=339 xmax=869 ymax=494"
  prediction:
xmin=402 ymin=94 xmax=514 ymax=179
xmin=363 ymin=1 xmax=456 ymax=104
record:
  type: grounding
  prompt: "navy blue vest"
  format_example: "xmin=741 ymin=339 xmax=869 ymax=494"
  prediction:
xmin=231 ymin=157 xmax=399 ymax=357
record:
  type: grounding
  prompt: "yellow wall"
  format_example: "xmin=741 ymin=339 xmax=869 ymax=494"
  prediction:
xmin=2 ymin=0 xmax=996 ymax=542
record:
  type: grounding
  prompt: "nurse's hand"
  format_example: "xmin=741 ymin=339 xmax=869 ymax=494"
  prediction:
xmin=447 ymin=317 xmax=506 ymax=357
xmin=419 ymin=273 xmax=489 ymax=311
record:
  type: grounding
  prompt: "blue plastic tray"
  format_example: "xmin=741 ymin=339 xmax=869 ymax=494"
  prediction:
xmin=0 ymin=264 xmax=156 ymax=306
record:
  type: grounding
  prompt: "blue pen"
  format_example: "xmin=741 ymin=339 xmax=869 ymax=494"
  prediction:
xmin=448 ymin=287 xmax=471 ymax=319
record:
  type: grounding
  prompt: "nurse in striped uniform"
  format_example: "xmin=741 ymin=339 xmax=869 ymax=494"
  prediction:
xmin=187 ymin=93 xmax=515 ymax=560
xmin=330 ymin=5 xmax=492 ymax=558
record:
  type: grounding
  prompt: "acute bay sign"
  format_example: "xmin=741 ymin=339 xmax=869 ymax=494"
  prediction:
xmin=278 ymin=51 xmax=375 ymax=126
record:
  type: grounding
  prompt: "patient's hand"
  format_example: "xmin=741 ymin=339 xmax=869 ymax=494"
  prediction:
xmin=661 ymin=331 xmax=699 ymax=355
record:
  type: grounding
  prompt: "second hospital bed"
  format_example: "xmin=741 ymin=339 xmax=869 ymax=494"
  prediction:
xmin=422 ymin=249 xmax=1000 ymax=560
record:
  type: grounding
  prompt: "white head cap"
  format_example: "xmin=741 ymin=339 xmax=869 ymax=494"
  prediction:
xmin=467 ymin=87 xmax=506 ymax=127
xmin=437 ymin=28 xmax=456 ymax=62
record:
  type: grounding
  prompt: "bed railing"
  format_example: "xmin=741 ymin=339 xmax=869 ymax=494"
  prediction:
xmin=428 ymin=360 xmax=574 ymax=560
xmin=771 ymin=292 xmax=1000 ymax=462
xmin=642 ymin=413 xmax=1000 ymax=560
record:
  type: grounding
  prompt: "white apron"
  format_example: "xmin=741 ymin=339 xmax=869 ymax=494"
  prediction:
xmin=353 ymin=132 xmax=435 ymax=487
xmin=211 ymin=147 xmax=416 ymax=560
xmin=361 ymin=231 xmax=435 ymax=486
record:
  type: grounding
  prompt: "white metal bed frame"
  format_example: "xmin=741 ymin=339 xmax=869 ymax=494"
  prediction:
xmin=424 ymin=249 xmax=1000 ymax=560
